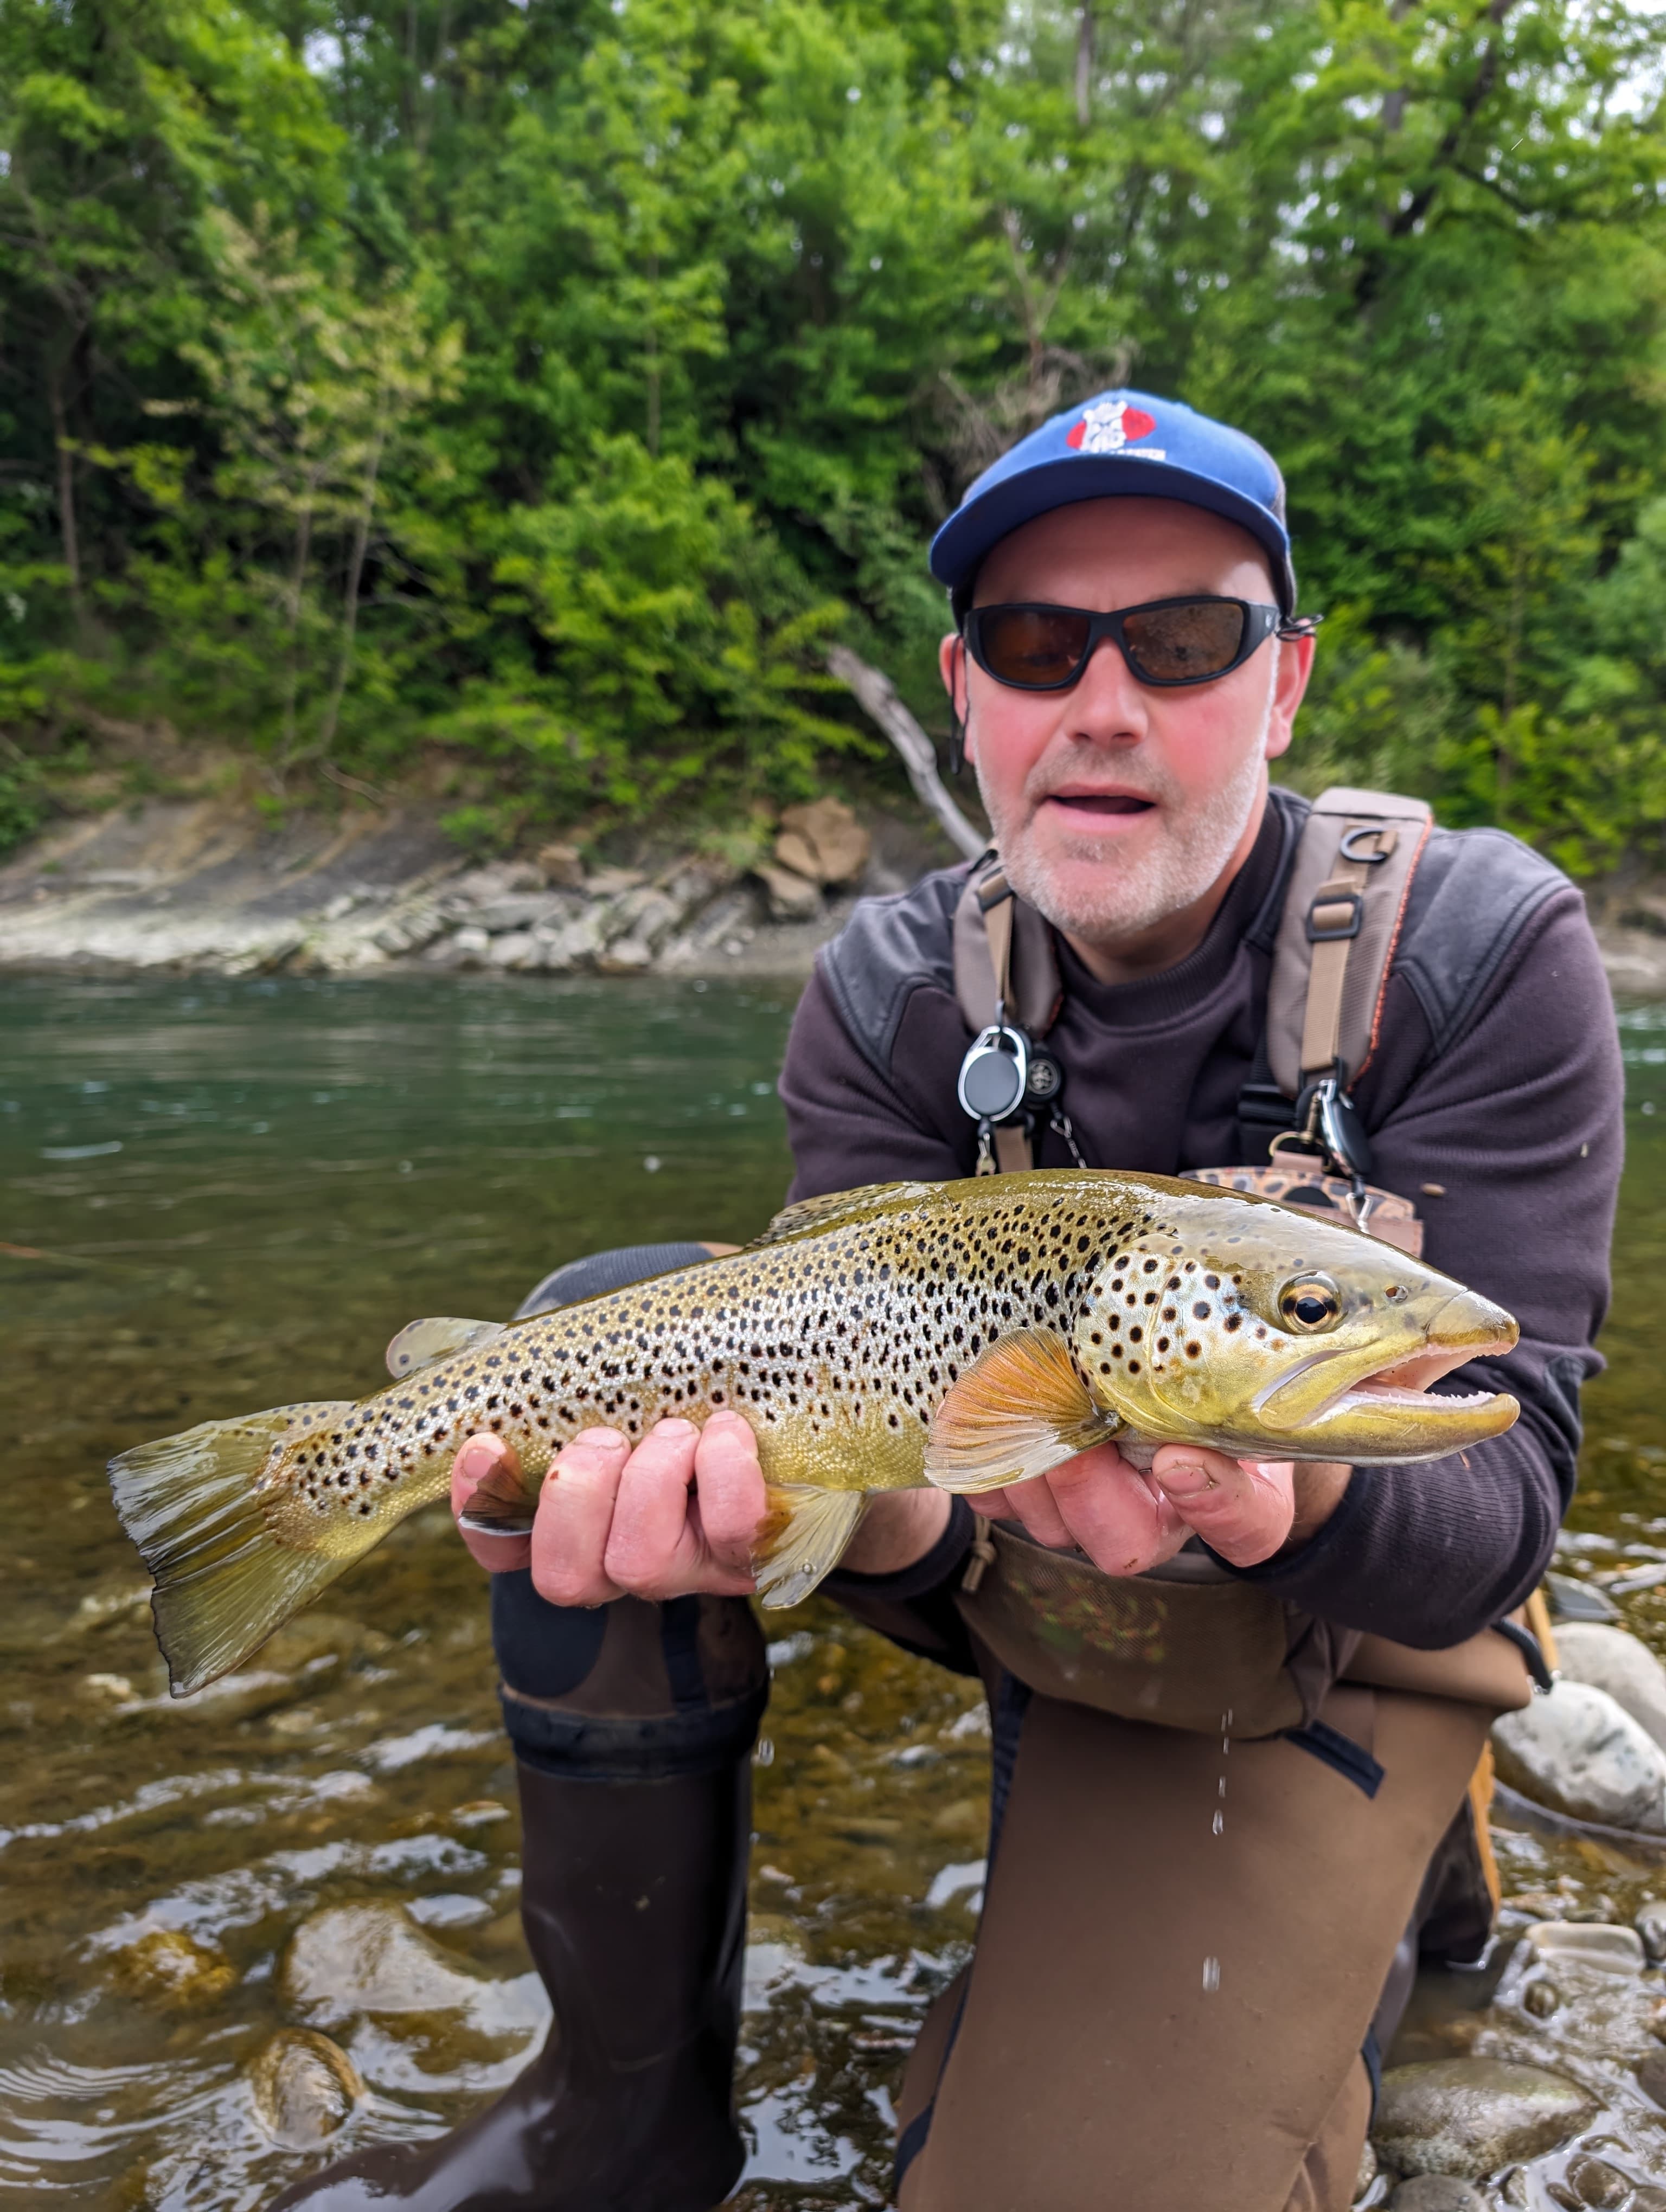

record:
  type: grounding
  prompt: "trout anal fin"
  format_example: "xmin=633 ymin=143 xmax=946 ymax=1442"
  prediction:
xmin=924 ymin=1328 xmax=1118 ymax=1494
xmin=385 ymin=1317 xmax=506 ymax=1378
xmin=752 ymin=1484 xmax=867 ymax=1608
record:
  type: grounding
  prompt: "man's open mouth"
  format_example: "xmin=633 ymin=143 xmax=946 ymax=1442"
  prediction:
xmin=1047 ymin=793 xmax=1157 ymax=816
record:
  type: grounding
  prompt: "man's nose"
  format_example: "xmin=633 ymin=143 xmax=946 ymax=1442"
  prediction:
xmin=1067 ymin=634 xmax=1151 ymax=738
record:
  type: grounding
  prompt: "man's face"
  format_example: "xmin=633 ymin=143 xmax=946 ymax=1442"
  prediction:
xmin=939 ymin=497 xmax=1313 ymax=953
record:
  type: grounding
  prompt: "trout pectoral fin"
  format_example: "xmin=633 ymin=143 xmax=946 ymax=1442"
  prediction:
xmin=385 ymin=1317 xmax=506 ymax=1378
xmin=457 ymin=1449 xmax=538 ymax=1534
xmin=752 ymin=1484 xmax=867 ymax=1608
xmin=924 ymin=1328 xmax=1118 ymax=1494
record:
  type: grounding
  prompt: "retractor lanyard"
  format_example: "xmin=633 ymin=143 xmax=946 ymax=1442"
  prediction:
xmin=955 ymin=872 xmax=1085 ymax=1176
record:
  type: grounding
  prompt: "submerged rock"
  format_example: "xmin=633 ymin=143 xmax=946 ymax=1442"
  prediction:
xmin=108 ymin=1927 xmax=236 ymax=2010
xmin=1555 ymin=1622 xmax=1666 ymax=1753
xmin=1492 ymin=1680 xmax=1666 ymax=1831
xmin=1373 ymin=2059 xmax=1596 ymax=2180
xmin=280 ymin=1902 xmax=494 ymax=2023
xmin=1637 ymin=1902 xmax=1666 ymax=1965
xmin=1387 ymin=2178 xmax=1488 ymax=2210
xmin=1635 ymin=2044 xmax=1666 ymax=2110
xmin=1563 ymin=2154 xmax=1631 ymax=2208
xmin=247 ymin=2028 xmax=364 ymax=2149
xmin=1522 ymin=1921 xmax=1645 ymax=1973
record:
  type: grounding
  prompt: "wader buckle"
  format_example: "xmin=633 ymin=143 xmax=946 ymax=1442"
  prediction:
xmin=1271 ymin=1071 xmax=1375 ymax=1219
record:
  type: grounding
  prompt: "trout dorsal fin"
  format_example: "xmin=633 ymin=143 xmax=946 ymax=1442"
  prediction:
xmin=385 ymin=1317 xmax=506 ymax=1378
xmin=924 ymin=1328 xmax=1119 ymax=1494
xmin=751 ymin=1483 xmax=867 ymax=1607
xmin=752 ymin=1181 xmax=933 ymax=1246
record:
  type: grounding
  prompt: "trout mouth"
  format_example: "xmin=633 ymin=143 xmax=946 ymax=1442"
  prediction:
xmin=1254 ymin=1295 xmax=1518 ymax=1439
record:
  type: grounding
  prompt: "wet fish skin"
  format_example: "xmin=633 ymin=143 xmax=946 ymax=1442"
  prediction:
xmin=109 ymin=1170 xmax=1518 ymax=1695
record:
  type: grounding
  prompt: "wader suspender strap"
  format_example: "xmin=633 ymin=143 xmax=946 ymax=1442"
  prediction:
xmin=1237 ymin=786 xmax=1432 ymax=1189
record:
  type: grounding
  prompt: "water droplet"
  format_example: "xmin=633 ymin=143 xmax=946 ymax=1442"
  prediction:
xmin=643 ymin=1155 xmax=662 ymax=1173
xmin=1212 ymin=1810 xmax=1225 ymax=1836
xmin=1218 ymin=1777 xmax=1227 ymax=1797
xmin=1202 ymin=1956 xmax=1220 ymax=1992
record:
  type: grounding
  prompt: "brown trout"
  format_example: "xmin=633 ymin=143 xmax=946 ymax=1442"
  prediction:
xmin=110 ymin=1171 xmax=1518 ymax=1695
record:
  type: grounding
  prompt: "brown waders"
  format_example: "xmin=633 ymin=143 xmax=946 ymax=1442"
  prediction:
xmin=267 ymin=1246 xmax=768 ymax=2212
xmin=893 ymin=1654 xmax=1513 ymax=2212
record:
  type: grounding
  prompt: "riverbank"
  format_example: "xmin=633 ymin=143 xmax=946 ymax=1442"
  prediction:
xmin=0 ymin=790 xmax=963 ymax=983
xmin=4 ymin=787 xmax=1666 ymax=992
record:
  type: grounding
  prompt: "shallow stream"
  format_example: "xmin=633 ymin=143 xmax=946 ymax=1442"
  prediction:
xmin=2 ymin=975 xmax=1664 ymax=2209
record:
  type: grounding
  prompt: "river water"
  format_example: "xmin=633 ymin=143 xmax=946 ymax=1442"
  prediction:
xmin=1 ymin=974 xmax=1664 ymax=2210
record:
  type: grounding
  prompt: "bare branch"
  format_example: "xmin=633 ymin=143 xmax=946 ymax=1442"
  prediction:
xmin=826 ymin=646 xmax=986 ymax=862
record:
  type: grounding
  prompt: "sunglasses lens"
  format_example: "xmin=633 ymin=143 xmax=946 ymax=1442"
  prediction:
xmin=976 ymin=607 xmax=1093 ymax=687
xmin=1122 ymin=600 xmax=1247 ymax=682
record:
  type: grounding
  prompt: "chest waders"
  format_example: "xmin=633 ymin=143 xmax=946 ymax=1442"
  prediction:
xmin=893 ymin=790 xmax=1548 ymax=2212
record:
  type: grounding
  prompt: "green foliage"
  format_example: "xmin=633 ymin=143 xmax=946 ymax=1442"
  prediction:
xmin=2 ymin=0 xmax=1665 ymax=860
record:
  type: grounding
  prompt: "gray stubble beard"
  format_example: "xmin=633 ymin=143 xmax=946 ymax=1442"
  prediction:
xmin=972 ymin=679 xmax=1276 ymax=951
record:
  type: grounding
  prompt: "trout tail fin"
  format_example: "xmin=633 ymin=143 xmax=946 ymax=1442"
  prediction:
xmin=108 ymin=1401 xmax=358 ymax=1697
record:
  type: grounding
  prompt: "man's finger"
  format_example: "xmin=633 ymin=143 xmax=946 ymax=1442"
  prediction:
xmin=604 ymin=1418 xmax=706 ymax=1594
xmin=997 ymin=1473 xmax=1076 ymax=1549
xmin=1151 ymin=1445 xmax=1295 ymax=1566
xmin=451 ymin=1433 xmax=531 ymax=1574
xmin=690 ymin=1411 xmax=767 ymax=1578
xmin=531 ymin=1427 xmax=632 ymax=1606
xmin=1049 ymin=1442 xmax=1189 ymax=1576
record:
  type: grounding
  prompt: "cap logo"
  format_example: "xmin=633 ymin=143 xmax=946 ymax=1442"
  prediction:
xmin=1066 ymin=399 xmax=1158 ymax=455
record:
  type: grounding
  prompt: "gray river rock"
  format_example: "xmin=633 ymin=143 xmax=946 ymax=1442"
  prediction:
xmin=1386 ymin=2177 xmax=1488 ymax=2210
xmin=1555 ymin=1622 xmax=1666 ymax=1753
xmin=247 ymin=2028 xmax=365 ymax=2149
xmin=1492 ymin=1680 xmax=1666 ymax=1831
xmin=1372 ymin=2059 xmax=1597 ymax=2179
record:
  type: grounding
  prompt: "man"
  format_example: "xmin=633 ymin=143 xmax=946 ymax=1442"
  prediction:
xmin=276 ymin=391 xmax=1622 ymax=2211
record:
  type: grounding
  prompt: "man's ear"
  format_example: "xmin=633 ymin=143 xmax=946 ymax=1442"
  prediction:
xmin=939 ymin=632 xmax=970 ymax=771
xmin=1263 ymin=633 xmax=1316 ymax=763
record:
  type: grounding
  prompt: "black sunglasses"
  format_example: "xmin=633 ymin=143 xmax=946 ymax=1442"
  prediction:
xmin=963 ymin=596 xmax=1319 ymax=692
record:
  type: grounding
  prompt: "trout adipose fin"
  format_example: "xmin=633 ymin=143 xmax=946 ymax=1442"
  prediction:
xmin=109 ymin=1403 xmax=366 ymax=1696
xmin=924 ymin=1328 xmax=1120 ymax=1494
xmin=752 ymin=1483 xmax=867 ymax=1608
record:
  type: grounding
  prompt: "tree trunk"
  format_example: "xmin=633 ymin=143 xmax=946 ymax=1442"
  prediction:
xmin=47 ymin=367 xmax=85 ymax=633
xmin=826 ymin=645 xmax=987 ymax=860
xmin=1075 ymin=5 xmax=1094 ymax=128
xmin=314 ymin=421 xmax=386 ymax=765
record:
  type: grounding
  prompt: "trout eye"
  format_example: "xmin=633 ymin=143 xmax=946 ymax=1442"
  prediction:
xmin=1278 ymin=1275 xmax=1342 ymax=1333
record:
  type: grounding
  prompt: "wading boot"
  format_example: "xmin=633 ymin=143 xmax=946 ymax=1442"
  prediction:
xmin=265 ymin=1752 xmax=752 ymax=2211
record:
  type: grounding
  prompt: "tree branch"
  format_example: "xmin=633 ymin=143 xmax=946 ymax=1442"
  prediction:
xmin=826 ymin=646 xmax=987 ymax=861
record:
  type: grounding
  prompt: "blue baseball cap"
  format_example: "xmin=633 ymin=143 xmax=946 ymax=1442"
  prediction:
xmin=930 ymin=388 xmax=1297 ymax=616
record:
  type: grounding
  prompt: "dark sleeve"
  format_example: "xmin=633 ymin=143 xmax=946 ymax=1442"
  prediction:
xmin=778 ymin=963 xmax=975 ymax=1198
xmin=821 ymin=1496 xmax=981 ymax=1674
xmin=1231 ymin=888 xmax=1622 ymax=1645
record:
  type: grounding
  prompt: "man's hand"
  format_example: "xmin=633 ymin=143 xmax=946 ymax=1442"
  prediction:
xmin=979 ymin=1444 xmax=1351 ymax=1574
xmin=451 ymin=1414 xmax=766 ymax=1603
xmin=450 ymin=1417 xmax=956 ymax=1603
